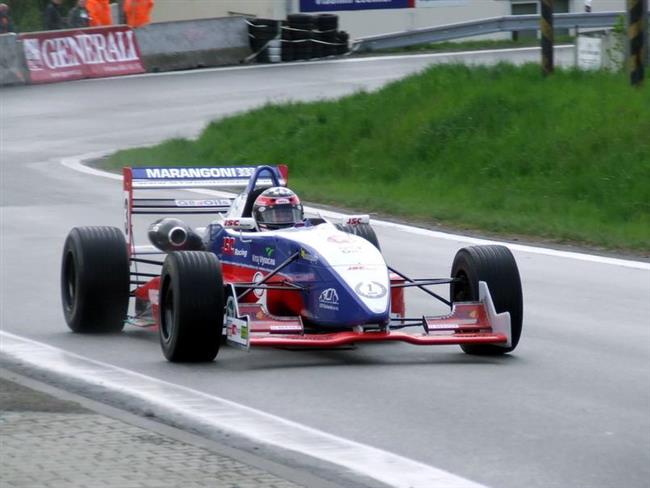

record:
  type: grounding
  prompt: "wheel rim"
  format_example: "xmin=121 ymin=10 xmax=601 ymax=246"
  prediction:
xmin=63 ymin=251 xmax=76 ymax=312
xmin=161 ymin=285 xmax=174 ymax=342
xmin=452 ymin=272 xmax=471 ymax=302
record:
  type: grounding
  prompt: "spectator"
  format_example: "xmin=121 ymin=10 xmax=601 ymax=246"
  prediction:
xmin=584 ymin=0 xmax=592 ymax=13
xmin=86 ymin=0 xmax=112 ymax=26
xmin=44 ymin=0 xmax=66 ymax=31
xmin=68 ymin=0 xmax=91 ymax=28
xmin=0 ymin=3 xmax=14 ymax=33
xmin=124 ymin=0 xmax=154 ymax=28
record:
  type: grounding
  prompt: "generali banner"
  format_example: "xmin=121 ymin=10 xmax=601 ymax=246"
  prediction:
xmin=19 ymin=26 xmax=145 ymax=84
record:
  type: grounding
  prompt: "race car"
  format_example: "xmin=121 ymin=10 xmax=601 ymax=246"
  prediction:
xmin=60 ymin=165 xmax=523 ymax=362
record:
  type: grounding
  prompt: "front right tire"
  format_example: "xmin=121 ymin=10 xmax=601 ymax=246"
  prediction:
xmin=60 ymin=226 xmax=130 ymax=333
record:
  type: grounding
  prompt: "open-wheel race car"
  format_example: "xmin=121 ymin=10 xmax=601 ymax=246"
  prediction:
xmin=61 ymin=165 xmax=523 ymax=362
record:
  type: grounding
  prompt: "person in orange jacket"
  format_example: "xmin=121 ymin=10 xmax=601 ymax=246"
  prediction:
xmin=124 ymin=0 xmax=154 ymax=28
xmin=86 ymin=0 xmax=112 ymax=26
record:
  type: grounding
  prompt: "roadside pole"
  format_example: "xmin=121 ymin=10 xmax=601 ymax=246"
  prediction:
xmin=541 ymin=0 xmax=554 ymax=75
xmin=643 ymin=0 xmax=650 ymax=69
xmin=628 ymin=0 xmax=646 ymax=86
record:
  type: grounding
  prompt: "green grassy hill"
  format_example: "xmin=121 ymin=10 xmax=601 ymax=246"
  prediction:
xmin=106 ymin=64 xmax=650 ymax=251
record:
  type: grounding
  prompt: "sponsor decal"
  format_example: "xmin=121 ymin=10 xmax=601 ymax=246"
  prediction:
xmin=340 ymin=246 xmax=362 ymax=254
xmin=20 ymin=26 xmax=144 ymax=84
xmin=148 ymin=289 xmax=159 ymax=306
xmin=252 ymin=254 xmax=276 ymax=267
xmin=328 ymin=234 xmax=352 ymax=244
xmin=123 ymin=194 xmax=131 ymax=238
xmin=234 ymin=248 xmax=248 ymax=258
xmin=264 ymin=246 xmax=275 ymax=258
xmin=319 ymin=288 xmax=339 ymax=311
xmin=275 ymin=198 xmax=290 ymax=204
xmin=347 ymin=217 xmax=363 ymax=225
xmin=300 ymin=0 xmax=412 ymax=12
xmin=227 ymin=317 xmax=250 ymax=349
xmin=174 ymin=199 xmax=231 ymax=207
xmin=300 ymin=248 xmax=318 ymax=263
xmin=347 ymin=265 xmax=366 ymax=271
xmin=354 ymin=281 xmax=387 ymax=299
xmin=287 ymin=272 xmax=317 ymax=281
xmin=222 ymin=237 xmax=236 ymax=255
xmin=142 ymin=167 xmax=255 ymax=180
xmin=253 ymin=272 xmax=265 ymax=298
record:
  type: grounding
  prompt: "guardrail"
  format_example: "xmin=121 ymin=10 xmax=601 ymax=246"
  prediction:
xmin=354 ymin=12 xmax=624 ymax=52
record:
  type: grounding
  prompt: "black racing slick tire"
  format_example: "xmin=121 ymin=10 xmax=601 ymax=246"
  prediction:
xmin=450 ymin=245 xmax=523 ymax=355
xmin=159 ymin=251 xmax=224 ymax=362
xmin=335 ymin=223 xmax=381 ymax=251
xmin=61 ymin=226 xmax=130 ymax=333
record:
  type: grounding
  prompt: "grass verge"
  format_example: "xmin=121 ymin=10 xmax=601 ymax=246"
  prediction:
xmin=105 ymin=64 xmax=650 ymax=252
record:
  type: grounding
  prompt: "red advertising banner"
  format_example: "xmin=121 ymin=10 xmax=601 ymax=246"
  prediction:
xmin=19 ymin=26 xmax=145 ymax=84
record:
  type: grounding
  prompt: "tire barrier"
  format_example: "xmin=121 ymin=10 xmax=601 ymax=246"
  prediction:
xmin=247 ymin=14 xmax=349 ymax=63
xmin=248 ymin=18 xmax=280 ymax=63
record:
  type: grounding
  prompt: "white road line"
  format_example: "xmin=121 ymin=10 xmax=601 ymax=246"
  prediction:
xmin=0 ymin=331 xmax=488 ymax=488
xmin=61 ymin=155 xmax=650 ymax=270
xmin=80 ymin=46 xmax=573 ymax=83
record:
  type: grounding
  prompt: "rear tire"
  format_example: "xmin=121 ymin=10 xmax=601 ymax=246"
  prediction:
xmin=61 ymin=227 xmax=130 ymax=333
xmin=159 ymin=251 xmax=224 ymax=362
xmin=335 ymin=223 xmax=381 ymax=251
xmin=450 ymin=245 xmax=523 ymax=355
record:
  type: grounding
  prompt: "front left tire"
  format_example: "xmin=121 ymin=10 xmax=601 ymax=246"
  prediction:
xmin=159 ymin=251 xmax=224 ymax=362
xmin=451 ymin=245 xmax=523 ymax=355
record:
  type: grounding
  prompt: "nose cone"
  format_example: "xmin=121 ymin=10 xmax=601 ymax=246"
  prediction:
xmin=334 ymin=264 xmax=390 ymax=315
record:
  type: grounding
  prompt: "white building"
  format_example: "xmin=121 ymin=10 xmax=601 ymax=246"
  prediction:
xmin=150 ymin=0 xmax=625 ymax=39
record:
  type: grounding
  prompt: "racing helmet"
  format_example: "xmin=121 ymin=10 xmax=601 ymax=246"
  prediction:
xmin=252 ymin=187 xmax=303 ymax=230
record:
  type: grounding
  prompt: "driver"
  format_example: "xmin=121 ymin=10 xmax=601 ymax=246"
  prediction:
xmin=252 ymin=187 xmax=304 ymax=230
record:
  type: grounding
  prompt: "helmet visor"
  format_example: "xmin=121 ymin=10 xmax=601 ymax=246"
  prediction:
xmin=258 ymin=205 xmax=303 ymax=226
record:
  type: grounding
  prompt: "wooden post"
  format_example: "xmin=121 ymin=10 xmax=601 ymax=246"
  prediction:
xmin=628 ymin=0 xmax=646 ymax=86
xmin=541 ymin=0 xmax=554 ymax=76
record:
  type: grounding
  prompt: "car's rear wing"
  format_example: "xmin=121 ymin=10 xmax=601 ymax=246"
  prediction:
xmin=125 ymin=166 xmax=288 ymax=189
xmin=123 ymin=165 xmax=288 ymax=256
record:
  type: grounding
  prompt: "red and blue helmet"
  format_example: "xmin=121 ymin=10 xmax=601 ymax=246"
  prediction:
xmin=253 ymin=187 xmax=303 ymax=230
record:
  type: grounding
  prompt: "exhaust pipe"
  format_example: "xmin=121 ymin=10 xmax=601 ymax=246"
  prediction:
xmin=148 ymin=218 xmax=204 ymax=252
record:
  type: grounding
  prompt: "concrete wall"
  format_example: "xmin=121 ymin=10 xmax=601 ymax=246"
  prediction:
xmin=0 ymin=34 xmax=27 ymax=86
xmin=135 ymin=16 xmax=251 ymax=72
xmin=151 ymin=0 xmax=288 ymax=22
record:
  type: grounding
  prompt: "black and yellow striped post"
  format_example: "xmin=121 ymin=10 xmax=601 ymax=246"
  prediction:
xmin=541 ymin=0 xmax=554 ymax=76
xmin=628 ymin=0 xmax=646 ymax=86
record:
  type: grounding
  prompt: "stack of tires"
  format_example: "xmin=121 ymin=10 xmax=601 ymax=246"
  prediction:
xmin=248 ymin=18 xmax=280 ymax=63
xmin=250 ymin=14 xmax=349 ymax=63
xmin=286 ymin=14 xmax=313 ymax=61
xmin=313 ymin=14 xmax=339 ymax=58
xmin=336 ymin=31 xmax=350 ymax=55
xmin=281 ymin=20 xmax=293 ymax=62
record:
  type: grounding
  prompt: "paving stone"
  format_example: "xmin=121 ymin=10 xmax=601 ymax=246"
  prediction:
xmin=1 ymin=411 xmax=303 ymax=488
